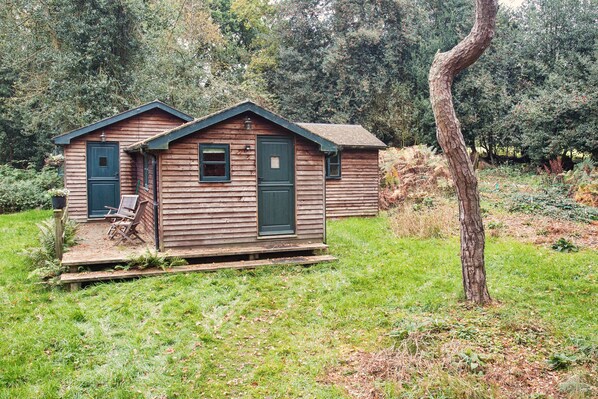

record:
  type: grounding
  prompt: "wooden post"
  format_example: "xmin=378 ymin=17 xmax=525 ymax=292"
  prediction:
xmin=54 ymin=209 xmax=64 ymax=261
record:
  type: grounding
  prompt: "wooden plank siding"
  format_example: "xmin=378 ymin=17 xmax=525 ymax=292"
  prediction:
xmin=62 ymin=109 xmax=186 ymax=222
xmin=158 ymin=114 xmax=325 ymax=249
xmin=325 ymin=149 xmax=380 ymax=218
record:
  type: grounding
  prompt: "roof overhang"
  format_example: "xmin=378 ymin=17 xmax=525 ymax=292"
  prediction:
xmin=126 ymin=101 xmax=338 ymax=153
xmin=53 ymin=100 xmax=193 ymax=145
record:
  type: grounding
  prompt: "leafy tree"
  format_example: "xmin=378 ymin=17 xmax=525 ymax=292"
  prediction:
xmin=1 ymin=0 xmax=142 ymax=166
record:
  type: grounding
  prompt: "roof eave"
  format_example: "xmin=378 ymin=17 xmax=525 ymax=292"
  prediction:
xmin=142 ymin=102 xmax=338 ymax=153
xmin=339 ymin=144 xmax=387 ymax=150
xmin=52 ymin=101 xmax=193 ymax=145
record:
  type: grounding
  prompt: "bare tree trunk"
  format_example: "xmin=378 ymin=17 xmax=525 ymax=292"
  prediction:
xmin=428 ymin=0 xmax=497 ymax=304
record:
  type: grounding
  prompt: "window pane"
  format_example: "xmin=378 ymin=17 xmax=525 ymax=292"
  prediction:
xmin=270 ymin=156 xmax=280 ymax=169
xmin=329 ymin=154 xmax=339 ymax=164
xmin=329 ymin=164 xmax=340 ymax=177
xmin=99 ymin=156 xmax=107 ymax=167
xmin=203 ymin=148 xmax=226 ymax=162
xmin=203 ymin=163 xmax=226 ymax=177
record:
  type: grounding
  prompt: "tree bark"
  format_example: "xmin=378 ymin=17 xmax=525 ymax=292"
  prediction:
xmin=428 ymin=0 xmax=497 ymax=304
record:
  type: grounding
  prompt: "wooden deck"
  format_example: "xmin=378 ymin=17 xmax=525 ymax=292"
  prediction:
xmin=61 ymin=255 xmax=337 ymax=290
xmin=61 ymin=221 xmax=335 ymax=290
xmin=63 ymin=221 xmax=328 ymax=268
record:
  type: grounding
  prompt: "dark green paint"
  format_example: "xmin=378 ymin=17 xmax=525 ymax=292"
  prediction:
xmin=326 ymin=152 xmax=342 ymax=179
xmin=87 ymin=142 xmax=120 ymax=218
xmin=199 ymin=144 xmax=230 ymax=182
xmin=257 ymin=136 xmax=295 ymax=235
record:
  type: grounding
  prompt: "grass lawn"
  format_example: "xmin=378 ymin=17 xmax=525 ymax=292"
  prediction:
xmin=0 ymin=210 xmax=596 ymax=398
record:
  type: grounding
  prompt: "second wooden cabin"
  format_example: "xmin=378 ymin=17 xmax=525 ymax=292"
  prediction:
xmin=54 ymin=101 xmax=385 ymax=251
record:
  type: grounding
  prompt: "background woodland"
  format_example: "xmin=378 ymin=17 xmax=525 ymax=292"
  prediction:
xmin=0 ymin=0 xmax=596 ymax=167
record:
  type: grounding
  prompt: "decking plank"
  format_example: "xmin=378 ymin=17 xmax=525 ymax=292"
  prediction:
xmin=62 ymin=242 xmax=329 ymax=267
xmin=61 ymin=255 xmax=337 ymax=284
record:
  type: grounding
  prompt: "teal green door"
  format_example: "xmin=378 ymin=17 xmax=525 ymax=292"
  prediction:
xmin=257 ymin=136 xmax=295 ymax=235
xmin=87 ymin=142 xmax=120 ymax=218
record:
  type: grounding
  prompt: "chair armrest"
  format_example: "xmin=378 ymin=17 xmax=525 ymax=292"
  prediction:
xmin=105 ymin=206 xmax=118 ymax=210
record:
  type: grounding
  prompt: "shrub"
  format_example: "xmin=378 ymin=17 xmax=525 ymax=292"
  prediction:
xmin=0 ymin=165 xmax=62 ymax=213
xmin=551 ymin=238 xmax=579 ymax=253
xmin=574 ymin=184 xmax=598 ymax=207
xmin=25 ymin=217 xmax=78 ymax=285
xmin=547 ymin=353 xmax=575 ymax=370
xmin=379 ymin=146 xmax=453 ymax=210
xmin=508 ymin=185 xmax=598 ymax=223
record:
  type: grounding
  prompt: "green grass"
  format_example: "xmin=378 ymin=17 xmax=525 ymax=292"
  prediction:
xmin=0 ymin=210 xmax=596 ymax=398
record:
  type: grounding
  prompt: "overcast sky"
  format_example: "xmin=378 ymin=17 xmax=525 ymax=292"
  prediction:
xmin=500 ymin=0 xmax=525 ymax=7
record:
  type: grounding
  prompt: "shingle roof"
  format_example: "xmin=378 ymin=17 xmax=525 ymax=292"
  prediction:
xmin=53 ymin=100 xmax=193 ymax=145
xmin=296 ymin=123 xmax=386 ymax=149
xmin=126 ymin=101 xmax=338 ymax=153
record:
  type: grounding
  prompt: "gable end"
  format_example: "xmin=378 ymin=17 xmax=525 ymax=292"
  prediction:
xmin=53 ymin=101 xmax=193 ymax=145
xmin=128 ymin=102 xmax=338 ymax=153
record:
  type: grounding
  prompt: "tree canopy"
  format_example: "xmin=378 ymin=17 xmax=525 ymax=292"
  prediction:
xmin=0 ymin=0 xmax=595 ymax=167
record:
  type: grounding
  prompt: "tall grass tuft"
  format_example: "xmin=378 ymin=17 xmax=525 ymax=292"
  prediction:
xmin=389 ymin=200 xmax=459 ymax=239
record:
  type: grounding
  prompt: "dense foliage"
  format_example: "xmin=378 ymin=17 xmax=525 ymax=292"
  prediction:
xmin=0 ymin=0 xmax=595 ymax=168
xmin=0 ymin=165 xmax=62 ymax=213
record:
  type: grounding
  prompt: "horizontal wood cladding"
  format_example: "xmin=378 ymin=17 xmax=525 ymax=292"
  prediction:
xmin=326 ymin=149 xmax=380 ymax=218
xmin=63 ymin=109 xmax=185 ymax=221
xmin=159 ymin=115 xmax=325 ymax=249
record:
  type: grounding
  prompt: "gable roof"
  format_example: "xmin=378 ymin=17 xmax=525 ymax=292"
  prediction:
xmin=126 ymin=101 xmax=338 ymax=152
xmin=53 ymin=100 xmax=193 ymax=145
xmin=297 ymin=123 xmax=386 ymax=149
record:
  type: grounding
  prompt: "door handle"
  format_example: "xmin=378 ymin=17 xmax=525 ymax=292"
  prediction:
xmin=114 ymin=172 xmax=119 ymax=177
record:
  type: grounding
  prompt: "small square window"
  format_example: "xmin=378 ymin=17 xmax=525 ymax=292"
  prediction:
xmin=199 ymin=144 xmax=230 ymax=182
xmin=270 ymin=156 xmax=280 ymax=169
xmin=99 ymin=156 xmax=108 ymax=167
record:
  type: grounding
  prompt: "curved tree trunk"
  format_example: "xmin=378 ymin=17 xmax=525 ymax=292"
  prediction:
xmin=428 ymin=0 xmax=497 ymax=304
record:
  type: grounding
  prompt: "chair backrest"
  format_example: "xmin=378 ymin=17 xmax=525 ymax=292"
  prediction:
xmin=120 ymin=195 xmax=139 ymax=215
xmin=131 ymin=201 xmax=149 ymax=225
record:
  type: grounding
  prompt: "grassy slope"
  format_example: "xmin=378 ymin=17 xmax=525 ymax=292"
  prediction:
xmin=0 ymin=211 xmax=596 ymax=398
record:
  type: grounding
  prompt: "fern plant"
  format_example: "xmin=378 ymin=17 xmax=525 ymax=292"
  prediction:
xmin=125 ymin=250 xmax=188 ymax=271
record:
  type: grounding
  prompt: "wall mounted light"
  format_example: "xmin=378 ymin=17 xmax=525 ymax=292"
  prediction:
xmin=100 ymin=131 xmax=106 ymax=142
xmin=244 ymin=117 xmax=253 ymax=130
xmin=244 ymin=145 xmax=251 ymax=151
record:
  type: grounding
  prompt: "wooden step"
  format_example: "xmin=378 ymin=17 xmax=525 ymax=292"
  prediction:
xmin=62 ymin=242 xmax=329 ymax=267
xmin=61 ymin=255 xmax=337 ymax=290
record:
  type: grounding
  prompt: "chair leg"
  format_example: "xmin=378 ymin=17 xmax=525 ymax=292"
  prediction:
xmin=114 ymin=225 xmax=138 ymax=246
xmin=130 ymin=228 xmax=145 ymax=243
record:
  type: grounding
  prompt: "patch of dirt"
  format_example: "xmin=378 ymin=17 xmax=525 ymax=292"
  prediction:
xmin=486 ymin=213 xmax=598 ymax=250
xmin=63 ymin=221 xmax=152 ymax=264
xmin=323 ymin=315 xmax=596 ymax=398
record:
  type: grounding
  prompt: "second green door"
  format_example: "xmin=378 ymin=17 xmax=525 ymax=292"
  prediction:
xmin=257 ymin=136 xmax=295 ymax=236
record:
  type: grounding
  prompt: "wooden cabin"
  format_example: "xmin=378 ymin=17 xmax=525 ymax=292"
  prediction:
xmin=54 ymin=101 xmax=384 ymax=252
xmin=297 ymin=124 xmax=385 ymax=218
xmin=53 ymin=101 xmax=193 ymax=221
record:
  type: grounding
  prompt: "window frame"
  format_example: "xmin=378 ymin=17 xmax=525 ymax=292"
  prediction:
xmin=325 ymin=152 xmax=341 ymax=179
xmin=142 ymin=153 xmax=149 ymax=189
xmin=199 ymin=143 xmax=231 ymax=182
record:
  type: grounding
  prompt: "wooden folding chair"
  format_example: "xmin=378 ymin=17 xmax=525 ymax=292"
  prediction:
xmin=105 ymin=195 xmax=139 ymax=237
xmin=110 ymin=201 xmax=149 ymax=245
